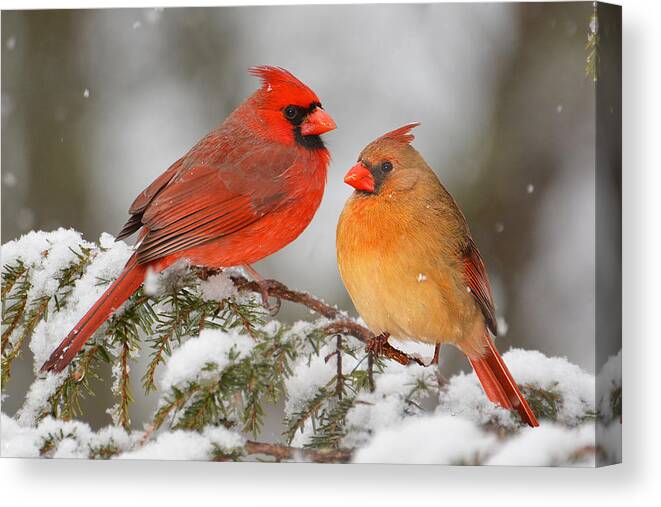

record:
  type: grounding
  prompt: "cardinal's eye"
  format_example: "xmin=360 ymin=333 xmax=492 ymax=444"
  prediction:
xmin=284 ymin=105 xmax=298 ymax=120
xmin=382 ymin=161 xmax=393 ymax=172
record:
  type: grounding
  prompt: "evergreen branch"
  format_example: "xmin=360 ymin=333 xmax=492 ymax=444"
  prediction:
xmin=39 ymin=429 xmax=77 ymax=458
xmin=522 ymin=383 xmax=562 ymax=422
xmin=402 ymin=377 xmax=433 ymax=414
xmin=343 ymin=360 xmax=373 ymax=395
xmin=1 ymin=260 xmax=28 ymax=299
xmin=149 ymin=330 xmax=295 ymax=437
xmin=54 ymin=246 xmax=95 ymax=307
xmin=306 ymin=395 xmax=356 ymax=449
xmin=142 ymin=329 xmax=173 ymax=394
xmin=117 ymin=340 xmax=133 ymax=430
xmin=0 ymin=300 xmax=26 ymax=351
xmin=141 ymin=285 xmax=232 ymax=394
xmin=3 ymin=246 xmax=95 ymax=383
xmin=47 ymin=345 xmax=105 ymax=421
xmin=88 ymin=441 xmax=122 ymax=460
xmin=151 ymin=384 xmax=201 ymax=432
xmin=227 ymin=300 xmax=259 ymax=337
xmin=239 ymin=440 xmax=352 ymax=463
xmin=2 ymin=296 xmax=49 ymax=384
xmin=1 ymin=274 xmax=30 ymax=353
xmin=241 ymin=371 xmax=266 ymax=435
xmin=141 ymin=296 xmax=194 ymax=394
xmin=284 ymin=386 xmax=332 ymax=444
xmin=174 ymin=383 xmax=224 ymax=431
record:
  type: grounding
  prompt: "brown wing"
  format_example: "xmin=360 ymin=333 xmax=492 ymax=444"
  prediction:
xmin=463 ymin=237 xmax=498 ymax=335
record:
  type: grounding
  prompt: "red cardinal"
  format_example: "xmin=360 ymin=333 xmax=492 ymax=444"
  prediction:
xmin=336 ymin=124 xmax=538 ymax=427
xmin=41 ymin=66 xmax=336 ymax=373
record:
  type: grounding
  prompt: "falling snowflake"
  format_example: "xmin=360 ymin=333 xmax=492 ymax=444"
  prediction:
xmin=146 ymin=7 xmax=164 ymax=25
xmin=496 ymin=316 xmax=509 ymax=336
xmin=3 ymin=172 xmax=17 ymax=187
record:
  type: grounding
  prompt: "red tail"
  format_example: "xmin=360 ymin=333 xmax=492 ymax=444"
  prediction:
xmin=40 ymin=256 xmax=147 ymax=373
xmin=469 ymin=335 xmax=539 ymax=427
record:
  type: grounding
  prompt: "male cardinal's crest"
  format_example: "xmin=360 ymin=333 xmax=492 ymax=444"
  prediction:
xmin=250 ymin=66 xmax=314 ymax=91
xmin=250 ymin=66 xmax=322 ymax=110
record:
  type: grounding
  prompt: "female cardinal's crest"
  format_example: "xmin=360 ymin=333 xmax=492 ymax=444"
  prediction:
xmin=377 ymin=123 xmax=421 ymax=145
xmin=249 ymin=66 xmax=320 ymax=105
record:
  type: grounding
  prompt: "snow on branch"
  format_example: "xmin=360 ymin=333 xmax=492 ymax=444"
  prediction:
xmin=1 ymin=229 xmax=620 ymax=465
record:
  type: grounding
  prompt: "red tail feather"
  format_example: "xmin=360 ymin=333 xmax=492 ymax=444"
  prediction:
xmin=469 ymin=335 xmax=539 ymax=427
xmin=40 ymin=256 xmax=147 ymax=373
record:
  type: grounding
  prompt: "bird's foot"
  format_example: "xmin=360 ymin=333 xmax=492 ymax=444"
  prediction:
xmin=243 ymin=264 xmax=281 ymax=316
xmin=255 ymin=279 xmax=282 ymax=316
xmin=366 ymin=332 xmax=390 ymax=357
xmin=365 ymin=333 xmax=430 ymax=367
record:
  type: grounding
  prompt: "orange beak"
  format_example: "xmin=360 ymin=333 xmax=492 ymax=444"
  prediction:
xmin=300 ymin=108 xmax=336 ymax=136
xmin=344 ymin=162 xmax=375 ymax=193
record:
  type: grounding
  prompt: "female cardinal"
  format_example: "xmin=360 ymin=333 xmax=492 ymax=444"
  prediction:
xmin=41 ymin=66 xmax=336 ymax=373
xmin=336 ymin=123 xmax=538 ymax=427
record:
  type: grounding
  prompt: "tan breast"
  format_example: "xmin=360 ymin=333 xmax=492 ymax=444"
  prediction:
xmin=336 ymin=191 xmax=485 ymax=354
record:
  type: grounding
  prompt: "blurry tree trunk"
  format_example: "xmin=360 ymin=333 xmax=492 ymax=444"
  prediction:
xmin=20 ymin=11 xmax=90 ymax=237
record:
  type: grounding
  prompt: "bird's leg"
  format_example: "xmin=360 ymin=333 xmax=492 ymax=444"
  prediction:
xmin=430 ymin=344 xmax=441 ymax=367
xmin=242 ymin=264 xmax=281 ymax=315
xmin=366 ymin=332 xmax=390 ymax=357
xmin=365 ymin=333 xmax=426 ymax=367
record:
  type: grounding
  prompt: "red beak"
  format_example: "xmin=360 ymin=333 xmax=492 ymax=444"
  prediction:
xmin=344 ymin=162 xmax=375 ymax=193
xmin=300 ymin=108 xmax=336 ymax=136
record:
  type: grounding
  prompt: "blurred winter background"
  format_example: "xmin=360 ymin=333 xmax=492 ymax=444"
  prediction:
xmin=2 ymin=3 xmax=614 ymax=427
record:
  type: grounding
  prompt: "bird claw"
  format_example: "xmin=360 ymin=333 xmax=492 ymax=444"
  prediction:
xmin=256 ymin=279 xmax=281 ymax=316
xmin=241 ymin=265 xmax=282 ymax=316
xmin=365 ymin=333 xmax=432 ymax=368
xmin=366 ymin=333 xmax=390 ymax=357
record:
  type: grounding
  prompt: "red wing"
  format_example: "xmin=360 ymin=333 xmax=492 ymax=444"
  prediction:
xmin=463 ymin=237 xmax=498 ymax=336
xmin=134 ymin=167 xmax=268 ymax=264
xmin=132 ymin=139 xmax=296 ymax=265
xmin=130 ymin=158 xmax=185 ymax=215
xmin=116 ymin=158 xmax=184 ymax=240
